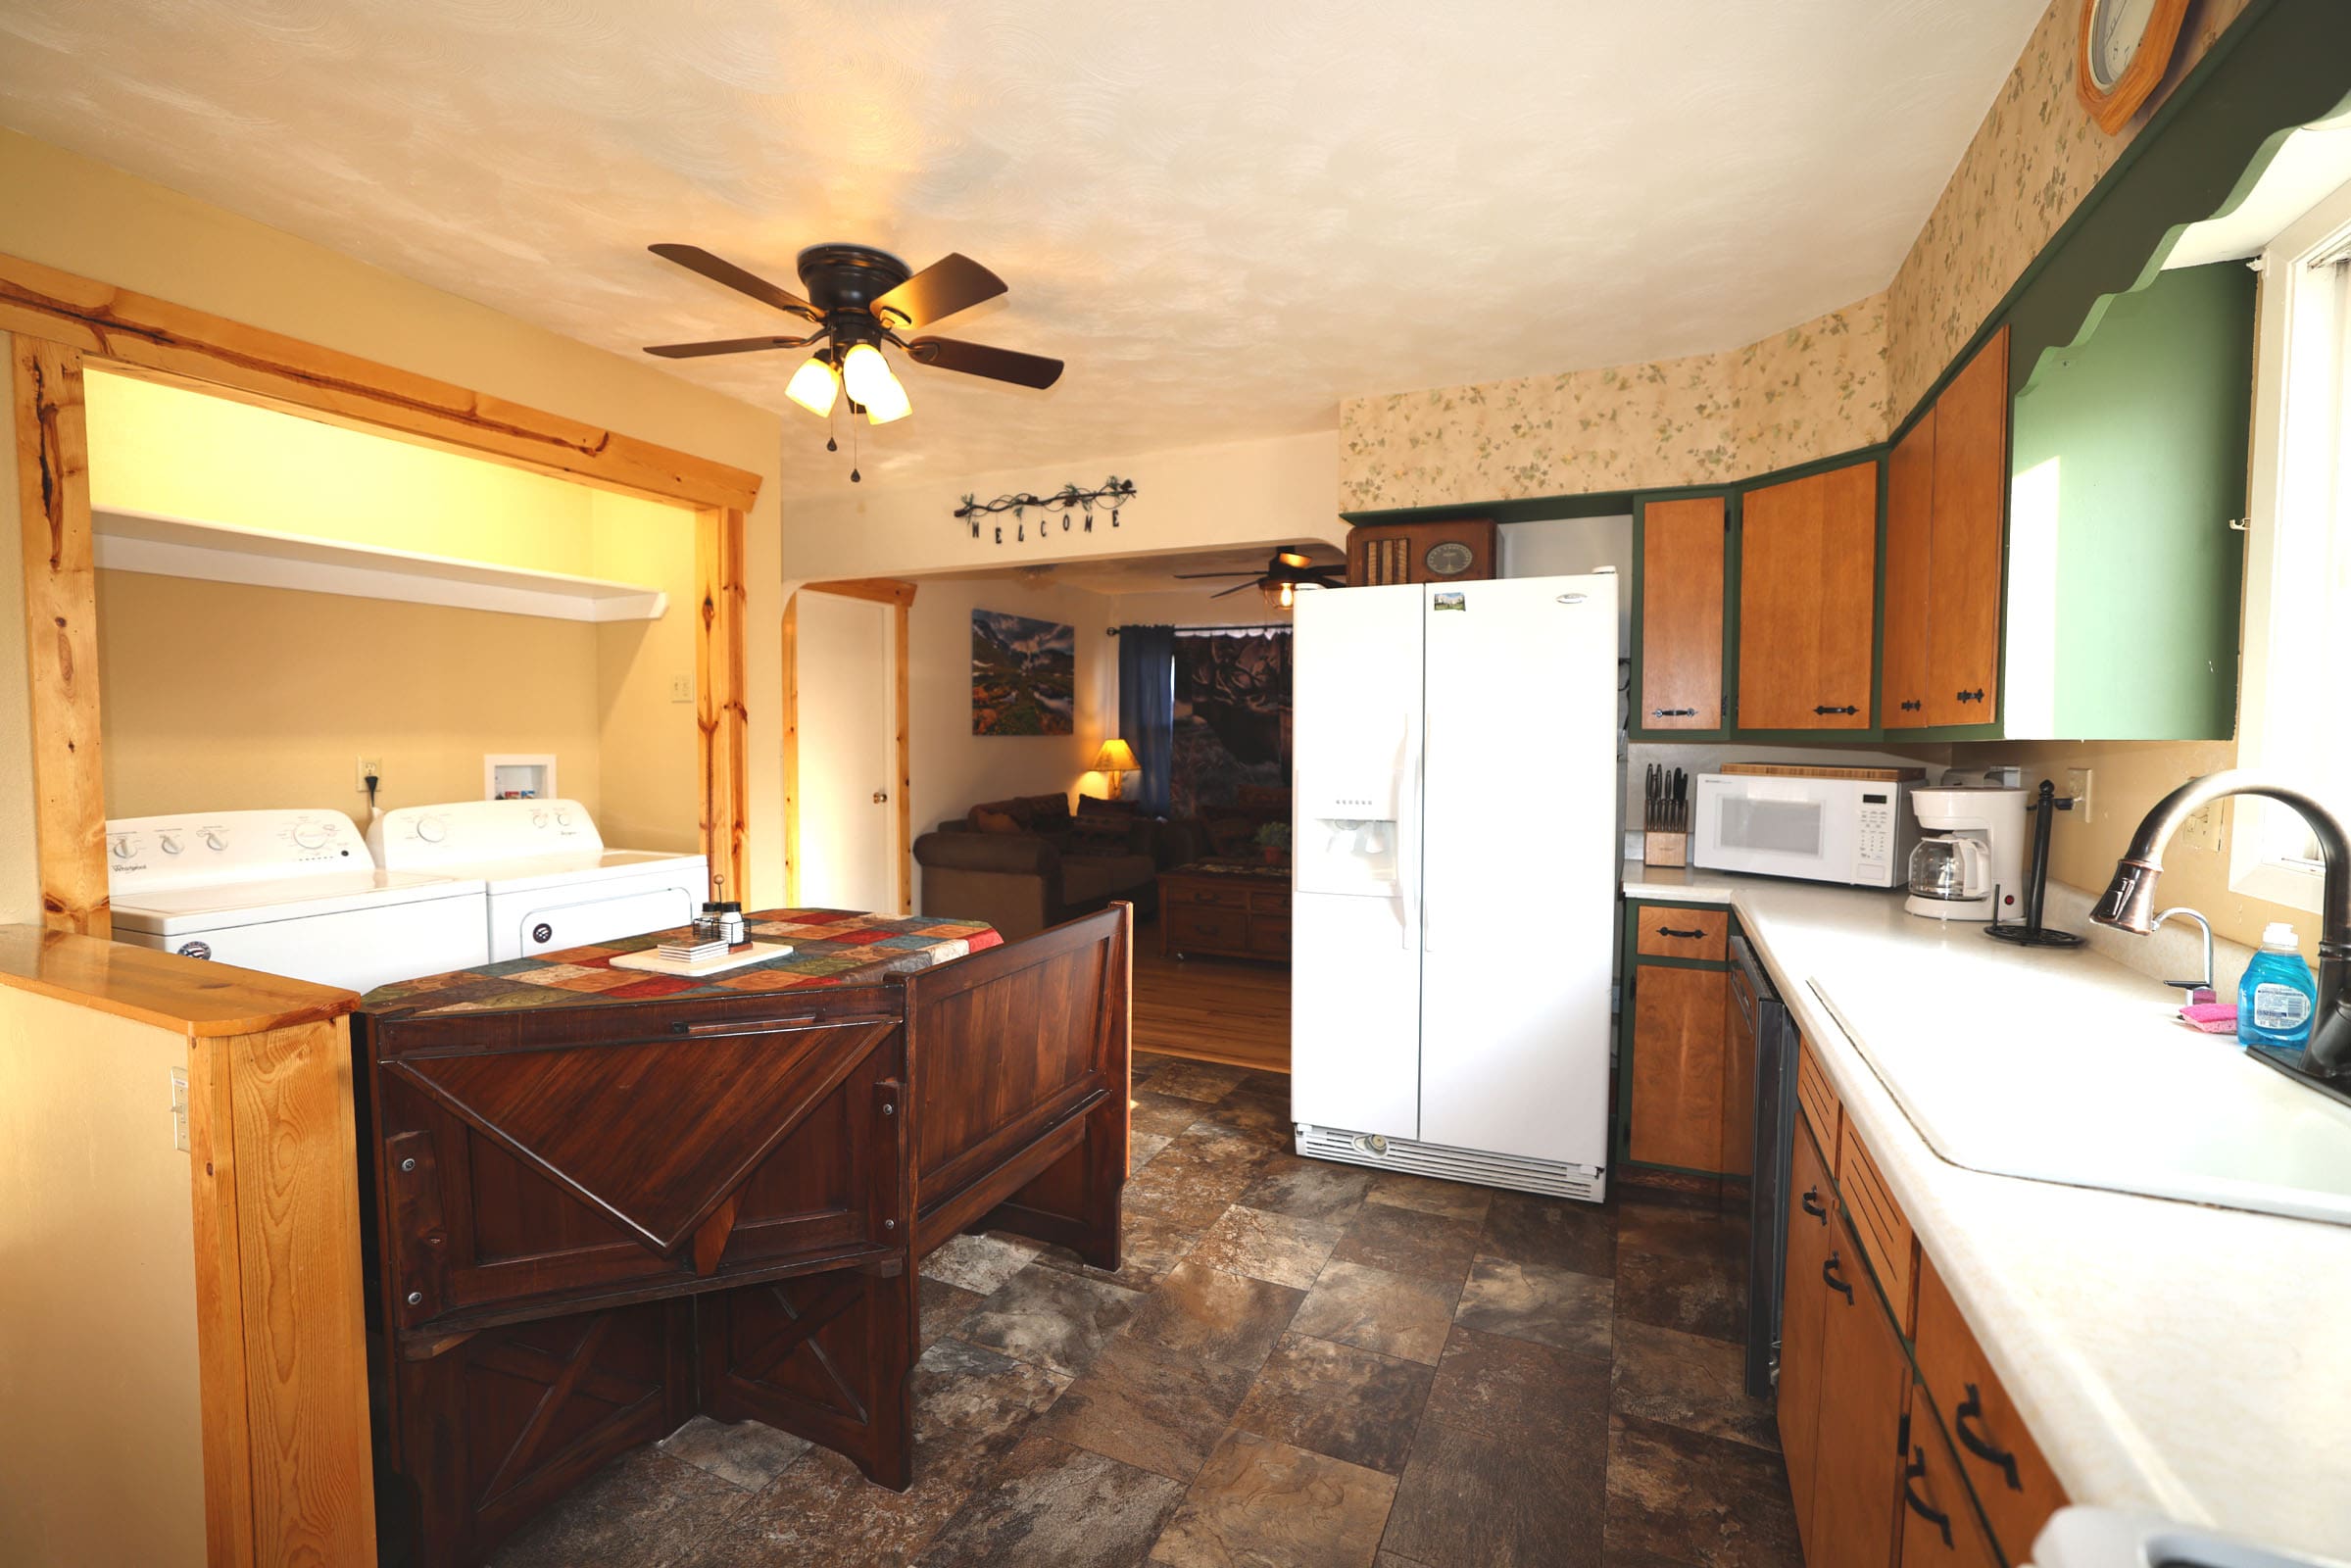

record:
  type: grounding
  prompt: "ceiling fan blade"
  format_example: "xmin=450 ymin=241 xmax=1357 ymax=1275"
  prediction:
xmin=649 ymin=243 xmax=822 ymax=322
xmin=644 ymin=334 xmax=818 ymax=359
xmin=1171 ymin=569 xmax=1262 ymax=580
xmin=904 ymin=335 xmax=1063 ymax=389
xmin=870 ymin=254 xmax=1006 ymax=330
xmin=1209 ymin=581 xmax=1261 ymax=600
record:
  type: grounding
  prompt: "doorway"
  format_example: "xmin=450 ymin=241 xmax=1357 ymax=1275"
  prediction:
xmin=794 ymin=589 xmax=902 ymax=910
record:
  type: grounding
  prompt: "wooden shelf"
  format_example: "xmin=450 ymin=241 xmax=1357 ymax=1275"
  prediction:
xmin=91 ymin=506 xmax=667 ymax=622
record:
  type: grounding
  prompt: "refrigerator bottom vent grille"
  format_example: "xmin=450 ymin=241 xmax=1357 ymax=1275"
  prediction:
xmin=1294 ymin=1125 xmax=1605 ymax=1202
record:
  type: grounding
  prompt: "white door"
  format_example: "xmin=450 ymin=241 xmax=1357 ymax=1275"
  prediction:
xmin=1418 ymin=575 xmax=1618 ymax=1167
xmin=1291 ymin=584 xmax=1424 ymax=1142
xmin=796 ymin=591 xmax=898 ymax=911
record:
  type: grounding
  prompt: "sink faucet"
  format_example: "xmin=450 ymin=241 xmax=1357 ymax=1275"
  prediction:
xmin=2152 ymin=906 xmax=2215 ymax=1004
xmin=2092 ymin=770 xmax=2351 ymax=1079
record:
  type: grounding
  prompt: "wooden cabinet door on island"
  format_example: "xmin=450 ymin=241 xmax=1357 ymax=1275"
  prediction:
xmin=1738 ymin=460 xmax=1880 ymax=729
xmin=1638 ymin=495 xmax=1726 ymax=730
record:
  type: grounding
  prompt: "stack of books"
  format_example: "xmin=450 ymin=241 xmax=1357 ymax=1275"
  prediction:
xmin=657 ymin=935 xmax=732 ymax=965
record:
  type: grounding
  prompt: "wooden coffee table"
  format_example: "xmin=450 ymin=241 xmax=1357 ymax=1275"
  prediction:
xmin=1158 ymin=859 xmax=1292 ymax=962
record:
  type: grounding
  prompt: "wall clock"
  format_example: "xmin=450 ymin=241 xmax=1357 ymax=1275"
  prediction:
xmin=1424 ymin=540 xmax=1475 ymax=577
xmin=1346 ymin=517 xmax=1497 ymax=587
xmin=2077 ymin=0 xmax=2191 ymax=135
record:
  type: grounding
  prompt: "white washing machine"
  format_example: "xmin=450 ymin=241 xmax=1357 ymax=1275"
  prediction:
xmin=108 ymin=808 xmax=490 ymax=994
xmin=368 ymin=799 xmax=710 ymax=960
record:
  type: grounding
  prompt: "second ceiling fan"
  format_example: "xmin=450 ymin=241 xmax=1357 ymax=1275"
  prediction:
xmin=1175 ymin=548 xmax=1347 ymax=609
xmin=644 ymin=242 xmax=1062 ymax=428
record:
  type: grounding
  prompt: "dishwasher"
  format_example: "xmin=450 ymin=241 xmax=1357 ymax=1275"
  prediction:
xmin=1730 ymin=927 xmax=1799 ymax=1398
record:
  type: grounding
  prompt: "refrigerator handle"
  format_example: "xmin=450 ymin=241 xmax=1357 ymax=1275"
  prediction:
xmin=1398 ymin=707 xmax=1422 ymax=953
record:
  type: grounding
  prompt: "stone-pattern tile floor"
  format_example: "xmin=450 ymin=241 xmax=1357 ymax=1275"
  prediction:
xmin=470 ymin=1051 xmax=1797 ymax=1568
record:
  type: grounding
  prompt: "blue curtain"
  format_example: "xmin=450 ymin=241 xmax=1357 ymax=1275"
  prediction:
xmin=1117 ymin=624 xmax=1176 ymax=816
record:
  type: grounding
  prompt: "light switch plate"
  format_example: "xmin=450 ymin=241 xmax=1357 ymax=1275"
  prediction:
xmin=171 ymin=1066 xmax=189 ymax=1153
xmin=669 ymin=675 xmax=694 ymax=704
xmin=2066 ymin=767 xmax=2094 ymax=825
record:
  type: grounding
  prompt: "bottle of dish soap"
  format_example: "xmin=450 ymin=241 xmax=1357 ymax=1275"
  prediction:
xmin=2237 ymin=923 xmax=2317 ymax=1050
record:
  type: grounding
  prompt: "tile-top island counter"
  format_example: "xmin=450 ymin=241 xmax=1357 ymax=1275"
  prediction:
xmin=355 ymin=905 xmax=1133 ymax=1567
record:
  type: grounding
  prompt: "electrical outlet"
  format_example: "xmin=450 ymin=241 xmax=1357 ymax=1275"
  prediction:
xmin=669 ymin=675 xmax=694 ymax=704
xmin=355 ymin=755 xmax=384 ymax=792
xmin=2066 ymin=767 xmax=2094 ymax=825
xmin=170 ymin=1066 xmax=189 ymax=1153
xmin=2184 ymin=799 xmax=2226 ymax=853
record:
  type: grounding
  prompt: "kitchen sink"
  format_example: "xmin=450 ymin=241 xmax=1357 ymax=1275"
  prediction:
xmin=1810 ymin=962 xmax=2351 ymax=1229
xmin=2031 ymin=1507 xmax=2350 ymax=1568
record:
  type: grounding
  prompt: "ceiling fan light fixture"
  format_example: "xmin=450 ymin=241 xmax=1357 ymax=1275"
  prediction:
xmin=841 ymin=342 xmax=911 ymax=424
xmin=784 ymin=352 xmax=839 ymax=417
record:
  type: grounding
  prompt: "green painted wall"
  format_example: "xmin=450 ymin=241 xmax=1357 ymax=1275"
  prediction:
xmin=2009 ymin=263 xmax=2253 ymax=740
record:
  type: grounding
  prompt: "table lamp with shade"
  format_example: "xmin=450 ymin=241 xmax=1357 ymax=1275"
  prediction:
xmin=1091 ymin=738 xmax=1141 ymax=801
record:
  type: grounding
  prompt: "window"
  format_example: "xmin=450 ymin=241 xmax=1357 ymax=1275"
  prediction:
xmin=2236 ymin=171 xmax=2351 ymax=909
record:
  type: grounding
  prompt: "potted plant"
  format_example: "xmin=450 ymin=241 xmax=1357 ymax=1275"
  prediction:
xmin=1253 ymin=820 xmax=1291 ymax=865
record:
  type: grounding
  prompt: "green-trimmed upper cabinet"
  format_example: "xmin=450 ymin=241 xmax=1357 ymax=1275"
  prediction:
xmin=1885 ymin=329 xmax=2010 ymax=730
xmin=2004 ymin=264 xmax=2251 ymax=739
xmin=1635 ymin=495 xmax=1727 ymax=732
xmin=1737 ymin=459 xmax=1881 ymax=731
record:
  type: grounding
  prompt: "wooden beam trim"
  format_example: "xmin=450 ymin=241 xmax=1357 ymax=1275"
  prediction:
xmin=0 ymin=250 xmax=761 ymax=513
xmin=13 ymin=336 xmax=109 ymax=936
xmin=804 ymin=576 xmax=918 ymax=608
xmin=695 ymin=507 xmax=751 ymax=903
xmin=781 ymin=593 xmax=801 ymax=906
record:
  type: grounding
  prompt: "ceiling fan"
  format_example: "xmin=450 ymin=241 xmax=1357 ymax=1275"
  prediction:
xmin=1174 ymin=548 xmax=1346 ymax=609
xmin=642 ymin=243 xmax=1062 ymax=429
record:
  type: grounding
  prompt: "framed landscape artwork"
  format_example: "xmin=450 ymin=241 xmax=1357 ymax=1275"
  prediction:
xmin=971 ymin=610 xmax=1076 ymax=735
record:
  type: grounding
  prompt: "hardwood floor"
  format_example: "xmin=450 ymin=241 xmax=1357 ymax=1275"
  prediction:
xmin=1132 ymin=915 xmax=1290 ymax=1073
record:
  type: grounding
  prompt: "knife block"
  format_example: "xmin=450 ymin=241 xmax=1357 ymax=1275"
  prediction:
xmin=1641 ymin=829 xmax=1689 ymax=868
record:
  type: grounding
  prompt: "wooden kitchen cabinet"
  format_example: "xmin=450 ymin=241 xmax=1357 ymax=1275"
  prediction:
xmin=1899 ymin=1414 xmax=2003 ymax=1568
xmin=1628 ymin=963 xmax=1729 ymax=1170
xmin=1807 ymin=1221 xmax=1912 ymax=1568
xmin=1884 ymin=329 xmax=2009 ymax=731
xmin=1778 ymin=1117 xmax=1838 ymax=1534
xmin=1913 ymin=1256 xmax=2070 ymax=1562
xmin=1635 ymin=494 xmax=1727 ymax=731
xmin=1737 ymin=459 xmax=1880 ymax=730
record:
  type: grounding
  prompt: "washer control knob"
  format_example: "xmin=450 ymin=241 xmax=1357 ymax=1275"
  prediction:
xmin=291 ymin=821 xmax=329 ymax=851
xmin=202 ymin=830 xmax=226 ymax=852
xmin=110 ymin=835 xmax=135 ymax=859
xmin=530 ymin=809 xmax=549 ymax=828
xmin=416 ymin=815 xmax=447 ymax=844
xmin=159 ymin=833 xmax=182 ymax=855
xmin=556 ymin=809 xmax=573 ymax=828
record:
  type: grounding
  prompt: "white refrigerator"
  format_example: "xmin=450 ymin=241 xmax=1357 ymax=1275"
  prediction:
xmin=1291 ymin=573 xmax=1617 ymax=1201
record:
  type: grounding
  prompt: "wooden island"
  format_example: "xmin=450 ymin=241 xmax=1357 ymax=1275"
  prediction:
xmin=354 ymin=904 xmax=1132 ymax=1566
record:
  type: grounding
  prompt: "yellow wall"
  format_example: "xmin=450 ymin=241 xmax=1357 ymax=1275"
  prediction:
xmin=0 ymin=127 xmax=787 ymax=922
xmin=95 ymin=569 xmax=606 ymax=819
xmin=591 ymin=491 xmax=702 ymax=853
xmin=0 ymin=989 xmax=205 ymax=1565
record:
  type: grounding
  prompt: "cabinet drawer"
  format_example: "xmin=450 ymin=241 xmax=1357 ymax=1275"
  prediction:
xmin=1914 ymin=1256 xmax=2069 ymax=1561
xmin=1247 ymin=917 xmax=1291 ymax=956
xmin=1167 ymin=906 xmax=1244 ymax=947
xmin=1837 ymin=1120 xmax=1916 ymax=1329
xmin=1899 ymin=1406 xmax=2002 ymax=1568
xmin=1796 ymin=1038 xmax=1840 ymax=1161
xmin=1247 ymin=890 xmax=1291 ymax=915
xmin=1634 ymin=906 xmax=1729 ymax=962
xmin=1168 ymin=882 xmax=1248 ymax=909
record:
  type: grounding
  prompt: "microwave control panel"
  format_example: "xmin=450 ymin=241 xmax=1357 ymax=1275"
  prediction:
xmin=1855 ymin=794 xmax=1895 ymax=874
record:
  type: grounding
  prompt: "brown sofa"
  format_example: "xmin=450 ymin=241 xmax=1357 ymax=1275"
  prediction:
xmin=914 ymin=793 xmax=1200 ymax=941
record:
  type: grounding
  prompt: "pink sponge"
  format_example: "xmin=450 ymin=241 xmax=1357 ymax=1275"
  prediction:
xmin=2178 ymin=1002 xmax=2238 ymax=1036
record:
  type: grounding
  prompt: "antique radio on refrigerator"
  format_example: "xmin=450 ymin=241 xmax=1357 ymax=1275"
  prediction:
xmin=1346 ymin=517 xmax=1498 ymax=587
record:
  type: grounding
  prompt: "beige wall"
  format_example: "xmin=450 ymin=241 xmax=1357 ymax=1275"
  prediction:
xmin=904 ymin=576 xmax=1114 ymax=863
xmin=0 ymin=128 xmax=788 ymax=921
xmin=95 ymin=569 xmax=606 ymax=820
xmin=0 ymin=989 xmax=205 ymax=1565
xmin=592 ymin=492 xmax=701 ymax=853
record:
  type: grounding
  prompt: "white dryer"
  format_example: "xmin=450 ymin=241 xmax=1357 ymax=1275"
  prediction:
xmin=368 ymin=799 xmax=710 ymax=960
xmin=108 ymin=808 xmax=490 ymax=994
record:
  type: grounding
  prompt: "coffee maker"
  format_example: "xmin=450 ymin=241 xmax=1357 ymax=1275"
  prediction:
xmin=1906 ymin=786 xmax=2027 ymax=921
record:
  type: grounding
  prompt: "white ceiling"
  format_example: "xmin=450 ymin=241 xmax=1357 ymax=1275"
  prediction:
xmin=0 ymin=1 xmax=2043 ymax=495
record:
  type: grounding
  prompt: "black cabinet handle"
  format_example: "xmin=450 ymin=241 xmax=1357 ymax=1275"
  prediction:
xmin=1655 ymin=925 xmax=1707 ymax=940
xmin=1800 ymin=1188 xmax=1828 ymax=1224
xmin=1822 ymin=1251 xmax=1853 ymax=1302
xmin=1650 ymin=707 xmax=1698 ymax=718
xmin=1955 ymin=689 xmax=1985 ymax=704
xmin=1813 ymin=705 xmax=1859 ymax=715
xmin=1954 ymin=1384 xmax=2023 ymax=1491
xmin=1899 ymin=699 xmax=1923 ymax=711
xmin=1901 ymin=1447 xmax=1954 ymax=1549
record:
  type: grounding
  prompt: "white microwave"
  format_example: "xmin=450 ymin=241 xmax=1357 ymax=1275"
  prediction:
xmin=1690 ymin=774 xmax=1920 ymax=888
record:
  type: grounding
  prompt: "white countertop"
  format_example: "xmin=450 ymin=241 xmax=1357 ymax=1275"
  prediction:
xmin=1622 ymin=861 xmax=2351 ymax=1557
